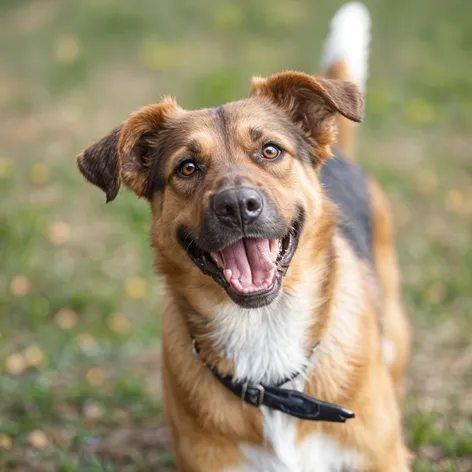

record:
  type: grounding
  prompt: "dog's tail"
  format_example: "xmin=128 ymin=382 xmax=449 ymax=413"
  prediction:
xmin=320 ymin=2 xmax=371 ymax=161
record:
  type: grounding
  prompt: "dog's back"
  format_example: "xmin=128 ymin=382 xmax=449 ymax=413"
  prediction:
xmin=320 ymin=1 xmax=411 ymax=400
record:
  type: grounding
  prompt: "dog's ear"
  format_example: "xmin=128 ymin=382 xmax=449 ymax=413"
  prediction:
xmin=249 ymin=71 xmax=364 ymax=158
xmin=77 ymin=97 xmax=179 ymax=202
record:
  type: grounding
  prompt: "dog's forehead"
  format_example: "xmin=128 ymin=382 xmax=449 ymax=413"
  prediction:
xmin=169 ymin=99 xmax=295 ymax=146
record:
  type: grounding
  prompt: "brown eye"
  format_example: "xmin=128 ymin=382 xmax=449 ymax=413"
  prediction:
xmin=262 ymin=144 xmax=282 ymax=160
xmin=179 ymin=160 xmax=198 ymax=177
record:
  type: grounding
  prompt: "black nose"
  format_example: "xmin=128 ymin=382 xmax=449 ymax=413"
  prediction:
xmin=213 ymin=187 xmax=263 ymax=225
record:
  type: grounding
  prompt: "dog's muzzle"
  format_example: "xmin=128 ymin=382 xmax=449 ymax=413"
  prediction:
xmin=178 ymin=186 xmax=304 ymax=308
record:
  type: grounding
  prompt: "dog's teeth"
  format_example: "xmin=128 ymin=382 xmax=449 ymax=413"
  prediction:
xmin=264 ymin=269 xmax=275 ymax=285
xmin=269 ymin=239 xmax=279 ymax=261
xmin=223 ymin=269 xmax=232 ymax=283
xmin=211 ymin=252 xmax=224 ymax=268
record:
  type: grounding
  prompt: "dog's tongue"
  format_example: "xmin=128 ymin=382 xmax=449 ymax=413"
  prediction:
xmin=220 ymin=239 xmax=277 ymax=294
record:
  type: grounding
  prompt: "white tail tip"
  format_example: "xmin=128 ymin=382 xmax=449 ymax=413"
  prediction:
xmin=320 ymin=2 xmax=371 ymax=92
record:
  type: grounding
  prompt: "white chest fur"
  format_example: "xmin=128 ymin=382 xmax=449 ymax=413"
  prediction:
xmin=209 ymin=282 xmax=319 ymax=385
xmin=227 ymin=377 xmax=359 ymax=472
xmin=211 ymin=290 xmax=360 ymax=471
xmin=234 ymin=417 xmax=359 ymax=472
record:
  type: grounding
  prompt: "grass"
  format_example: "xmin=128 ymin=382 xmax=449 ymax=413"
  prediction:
xmin=0 ymin=0 xmax=471 ymax=470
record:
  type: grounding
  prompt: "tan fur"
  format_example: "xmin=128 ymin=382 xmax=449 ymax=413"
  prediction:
xmin=77 ymin=67 xmax=410 ymax=470
xmin=324 ymin=60 xmax=359 ymax=160
xmin=250 ymin=71 xmax=363 ymax=160
xmin=368 ymin=179 xmax=411 ymax=400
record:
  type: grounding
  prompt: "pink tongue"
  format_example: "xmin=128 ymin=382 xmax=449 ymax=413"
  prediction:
xmin=221 ymin=239 xmax=276 ymax=294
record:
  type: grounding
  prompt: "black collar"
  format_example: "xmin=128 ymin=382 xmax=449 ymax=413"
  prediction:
xmin=192 ymin=340 xmax=355 ymax=423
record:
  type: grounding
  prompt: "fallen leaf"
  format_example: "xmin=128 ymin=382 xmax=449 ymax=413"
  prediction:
xmin=10 ymin=275 xmax=30 ymax=297
xmin=0 ymin=433 xmax=12 ymax=449
xmin=444 ymin=188 xmax=464 ymax=214
xmin=28 ymin=430 xmax=48 ymax=449
xmin=51 ymin=429 xmax=71 ymax=449
xmin=107 ymin=312 xmax=132 ymax=334
xmin=55 ymin=308 xmax=78 ymax=330
xmin=48 ymin=221 xmax=71 ymax=246
xmin=5 ymin=353 xmax=27 ymax=375
xmin=424 ymin=282 xmax=446 ymax=304
xmin=76 ymin=332 xmax=97 ymax=352
xmin=84 ymin=401 xmax=104 ymax=421
xmin=23 ymin=345 xmax=45 ymax=367
xmin=86 ymin=367 xmax=105 ymax=386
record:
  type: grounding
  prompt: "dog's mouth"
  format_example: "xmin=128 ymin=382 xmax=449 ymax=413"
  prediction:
xmin=178 ymin=213 xmax=303 ymax=308
xmin=211 ymin=238 xmax=281 ymax=294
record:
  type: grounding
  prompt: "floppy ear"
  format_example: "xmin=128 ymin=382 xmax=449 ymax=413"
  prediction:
xmin=249 ymin=71 xmax=364 ymax=159
xmin=77 ymin=97 xmax=179 ymax=202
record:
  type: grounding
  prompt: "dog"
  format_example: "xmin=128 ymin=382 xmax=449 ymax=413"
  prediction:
xmin=77 ymin=2 xmax=411 ymax=470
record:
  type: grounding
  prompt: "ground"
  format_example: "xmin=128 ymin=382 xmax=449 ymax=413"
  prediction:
xmin=0 ymin=0 xmax=471 ymax=470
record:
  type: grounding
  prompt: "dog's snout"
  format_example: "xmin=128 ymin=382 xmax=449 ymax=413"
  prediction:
xmin=214 ymin=187 xmax=263 ymax=225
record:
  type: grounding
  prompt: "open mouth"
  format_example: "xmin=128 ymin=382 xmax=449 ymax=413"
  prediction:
xmin=178 ymin=212 xmax=304 ymax=308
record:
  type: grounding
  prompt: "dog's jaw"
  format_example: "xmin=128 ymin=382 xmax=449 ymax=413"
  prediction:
xmin=177 ymin=210 xmax=304 ymax=309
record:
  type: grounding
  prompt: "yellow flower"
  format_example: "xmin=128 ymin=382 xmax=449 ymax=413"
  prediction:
xmin=0 ymin=157 xmax=12 ymax=179
xmin=124 ymin=277 xmax=148 ymax=299
xmin=54 ymin=36 xmax=82 ymax=63
xmin=29 ymin=163 xmax=50 ymax=185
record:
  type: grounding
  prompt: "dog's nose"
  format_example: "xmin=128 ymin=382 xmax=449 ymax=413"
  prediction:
xmin=214 ymin=187 xmax=263 ymax=225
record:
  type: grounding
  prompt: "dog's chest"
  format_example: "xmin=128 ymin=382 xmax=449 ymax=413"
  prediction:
xmin=232 ymin=407 xmax=359 ymax=472
xmin=210 ymin=290 xmax=360 ymax=471
xmin=209 ymin=290 xmax=315 ymax=385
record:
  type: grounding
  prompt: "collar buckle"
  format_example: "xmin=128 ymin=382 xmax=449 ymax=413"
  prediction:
xmin=241 ymin=382 xmax=265 ymax=407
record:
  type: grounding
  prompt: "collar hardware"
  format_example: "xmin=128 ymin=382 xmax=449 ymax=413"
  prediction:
xmin=241 ymin=382 xmax=265 ymax=407
xmin=192 ymin=339 xmax=355 ymax=423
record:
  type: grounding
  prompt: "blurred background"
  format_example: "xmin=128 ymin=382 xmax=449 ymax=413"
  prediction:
xmin=1 ymin=0 xmax=471 ymax=470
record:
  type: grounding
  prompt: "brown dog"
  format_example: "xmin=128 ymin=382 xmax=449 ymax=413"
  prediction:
xmin=77 ymin=3 xmax=411 ymax=470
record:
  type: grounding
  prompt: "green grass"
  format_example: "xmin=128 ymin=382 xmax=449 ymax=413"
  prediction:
xmin=0 ymin=0 xmax=471 ymax=470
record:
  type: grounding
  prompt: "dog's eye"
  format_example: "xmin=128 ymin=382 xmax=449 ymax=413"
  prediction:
xmin=262 ymin=144 xmax=282 ymax=160
xmin=178 ymin=160 xmax=198 ymax=177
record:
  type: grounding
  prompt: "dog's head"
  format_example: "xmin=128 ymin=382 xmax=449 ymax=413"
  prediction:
xmin=78 ymin=72 xmax=363 ymax=309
